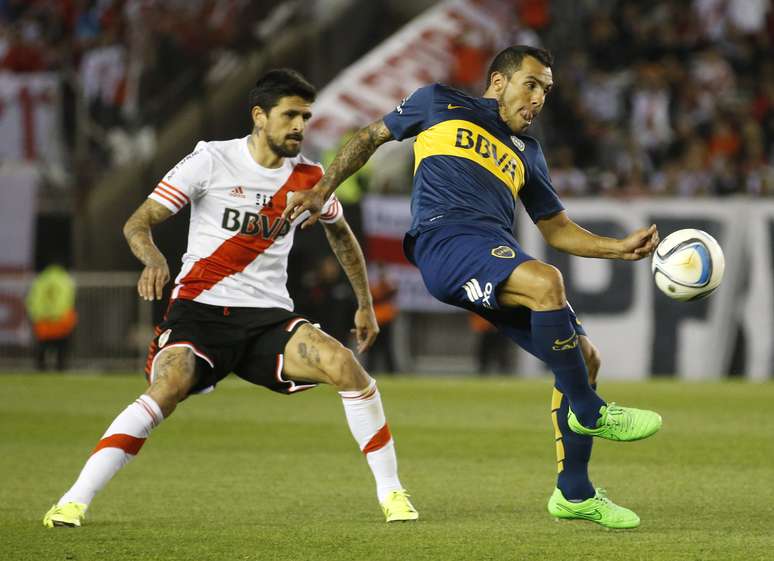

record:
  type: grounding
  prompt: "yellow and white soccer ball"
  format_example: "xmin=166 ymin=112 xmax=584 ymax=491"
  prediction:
xmin=651 ymin=229 xmax=725 ymax=301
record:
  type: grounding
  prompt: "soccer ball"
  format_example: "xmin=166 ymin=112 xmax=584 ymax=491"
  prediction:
xmin=651 ymin=229 xmax=725 ymax=301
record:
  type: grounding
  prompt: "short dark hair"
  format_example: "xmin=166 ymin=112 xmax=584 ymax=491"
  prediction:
xmin=248 ymin=68 xmax=316 ymax=114
xmin=485 ymin=46 xmax=554 ymax=88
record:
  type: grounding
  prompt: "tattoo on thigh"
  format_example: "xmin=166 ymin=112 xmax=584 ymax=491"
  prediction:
xmin=157 ymin=348 xmax=194 ymax=379
xmin=298 ymin=342 xmax=322 ymax=368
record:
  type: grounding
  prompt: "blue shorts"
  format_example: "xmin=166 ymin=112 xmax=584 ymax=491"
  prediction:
xmin=406 ymin=223 xmax=586 ymax=358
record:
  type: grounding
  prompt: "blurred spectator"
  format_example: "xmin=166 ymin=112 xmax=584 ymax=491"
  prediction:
xmin=550 ymin=146 xmax=589 ymax=196
xmin=1 ymin=24 xmax=45 ymax=71
xmin=1 ymin=0 xmax=773 ymax=202
xmin=0 ymin=0 xmax=284 ymax=171
xmin=367 ymin=263 xmax=399 ymax=375
xmin=468 ymin=313 xmax=513 ymax=376
xmin=629 ymin=64 xmax=673 ymax=164
xmin=579 ymin=69 xmax=627 ymax=124
xmin=674 ymin=137 xmax=713 ymax=196
xmin=532 ymin=0 xmax=774 ymax=199
xmin=26 ymin=263 xmax=78 ymax=371
xmin=449 ymin=28 xmax=493 ymax=94
xmin=80 ymin=28 xmax=126 ymax=131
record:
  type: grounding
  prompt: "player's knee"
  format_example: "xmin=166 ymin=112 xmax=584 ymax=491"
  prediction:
xmin=532 ymin=264 xmax=566 ymax=310
xmin=147 ymin=348 xmax=197 ymax=415
xmin=327 ymin=345 xmax=368 ymax=390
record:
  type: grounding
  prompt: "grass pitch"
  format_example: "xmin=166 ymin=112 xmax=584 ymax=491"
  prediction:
xmin=1 ymin=373 xmax=772 ymax=561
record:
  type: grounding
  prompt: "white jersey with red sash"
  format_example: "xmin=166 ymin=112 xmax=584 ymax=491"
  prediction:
xmin=148 ymin=136 xmax=343 ymax=310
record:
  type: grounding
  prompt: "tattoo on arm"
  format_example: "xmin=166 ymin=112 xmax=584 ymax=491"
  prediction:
xmin=323 ymin=218 xmax=373 ymax=308
xmin=123 ymin=199 xmax=173 ymax=266
xmin=318 ymin=119 xmax=392 ymax=197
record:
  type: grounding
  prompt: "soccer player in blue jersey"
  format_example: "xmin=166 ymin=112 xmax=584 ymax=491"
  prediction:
xmin=285 ymin=46 xmax=661 ymax=528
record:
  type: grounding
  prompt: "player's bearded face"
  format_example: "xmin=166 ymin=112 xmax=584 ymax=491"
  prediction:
xmin=262 ymin=96 xmax=313 ymax=158
xmin=266 ymin=130 xmax=302 ymax=158
xmin=498 ymin=57 xmax=553 ymax=133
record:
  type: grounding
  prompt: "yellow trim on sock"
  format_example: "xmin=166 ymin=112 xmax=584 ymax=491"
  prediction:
xmin=551 ymin=388 xmax=565 ymax=474
xmin=551 ymin=387 xmax=563 ymax=411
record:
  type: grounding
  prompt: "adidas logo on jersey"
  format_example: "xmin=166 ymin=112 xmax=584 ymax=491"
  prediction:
xmin=462 ymin=278 xmax=494 ymax=309
xmin=229 ymin=186 xmax=246 ymax=198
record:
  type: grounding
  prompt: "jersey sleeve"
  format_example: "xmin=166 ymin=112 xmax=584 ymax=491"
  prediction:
xmin=319 ymin=194 xmax=344 ymax=223
xmin=382 ymin=84 xmax=436 ymax=141
xmin=518 ymin=141 xmax=565 ymax=223
xmin=148 ymin=141 xmax=211 ymax=214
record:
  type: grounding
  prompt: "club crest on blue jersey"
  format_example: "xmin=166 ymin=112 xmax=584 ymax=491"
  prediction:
xmin=510 ymin=136 xmax=525 ymax=152
xmin=491 ymin=245 xmax=516 ymax=258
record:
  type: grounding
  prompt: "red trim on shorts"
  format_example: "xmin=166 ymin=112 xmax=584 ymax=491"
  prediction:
xmin=175 ymin=164 xmax=323 ymax=301
xmin=274 ymin=353 xmax=317 ymax=394
xmin=362 ymin=423 xmax=392 ymax=454
xmin=144 ymin=325 xmax=163 ymax=382
xmin=160 ymin=342 xmax=214 ymax=367
xmin=285 ymin=317 xmax=308 ymax=332
xmin=91 ymin=433 xmax=146 ymax=456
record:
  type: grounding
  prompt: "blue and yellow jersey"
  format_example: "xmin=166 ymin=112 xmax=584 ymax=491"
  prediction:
xmin=383 ymin=83 xmax=564 ymax=237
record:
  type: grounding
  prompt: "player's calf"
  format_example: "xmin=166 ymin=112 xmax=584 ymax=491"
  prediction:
xmin=43 ymin=347 xmax=197 ymax=528
xmin=579 ymin=336 xmax=601 ymax=385
xmin=283 ymin=324 xmax=416 ymax=520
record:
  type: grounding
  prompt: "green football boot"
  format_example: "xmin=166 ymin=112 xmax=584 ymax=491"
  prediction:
xmin=43 ymin=502 xmax=87 ymax=528
xmin=568 ymin=403 xmax=662 ymax=441
xmin=380 ymin=490 xmax=419 ymax=522
xmin=547 ymin=487 xmax=640 ymax=529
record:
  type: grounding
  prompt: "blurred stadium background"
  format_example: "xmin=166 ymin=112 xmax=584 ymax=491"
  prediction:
xmin=1 ymin=0 xmax=774 ymax=381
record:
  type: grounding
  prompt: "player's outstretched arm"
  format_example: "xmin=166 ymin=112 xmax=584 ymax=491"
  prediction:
xmin=322 ymin=217 xmax=379 ymax=352
xmin=123 ymin=199 xmax=174 ymax=300
xmin=283 ymin=119 xmax=394 ymax=229
xmin=537 ymin=211 xmax=659 ymax=260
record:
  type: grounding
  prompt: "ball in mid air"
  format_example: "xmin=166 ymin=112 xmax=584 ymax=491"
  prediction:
xmin=651 ymin=228 xmax=725 ymax=301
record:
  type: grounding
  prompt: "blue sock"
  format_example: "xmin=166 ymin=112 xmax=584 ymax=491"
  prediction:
xmin=531 ymin=308 xmax=605 ymax=428
xmin=553 ymin=385 xmax=595 ymax=501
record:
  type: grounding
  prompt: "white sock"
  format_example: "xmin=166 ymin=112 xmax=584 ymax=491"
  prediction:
xmin=58 ymin=395 xmax=163 ymax=506
xmin=339 ymin=380 xmax=403 ymax=502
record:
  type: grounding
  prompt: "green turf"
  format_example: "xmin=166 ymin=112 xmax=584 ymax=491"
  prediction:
xmin=1 ymin=373 xmax=772 ymax=561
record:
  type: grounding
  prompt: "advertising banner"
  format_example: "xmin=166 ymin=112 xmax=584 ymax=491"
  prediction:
xmin=362 ymin=194 xmax=772 ymax=380
xmin=0 ymin=72 xmax=62 ymax=164
xmin=0 ymin=164 xmax=39 ymax=345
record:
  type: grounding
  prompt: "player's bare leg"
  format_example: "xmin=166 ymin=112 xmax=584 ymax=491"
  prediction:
xmin=43 ymin=347 xmax=197 ymax=527
xmin=282 ymin=323 xmax=418 ymax=522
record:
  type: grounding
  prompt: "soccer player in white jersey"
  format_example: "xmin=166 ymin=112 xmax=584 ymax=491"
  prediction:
xmin=43 ymin=69 xmax=418 ymax=527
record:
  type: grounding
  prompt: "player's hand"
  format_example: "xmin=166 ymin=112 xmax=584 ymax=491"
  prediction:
xmin=138 ymin=257 xmax=170 ymax=300
xmin=618 ymin=224 xmax=660 ymax=261
xmin=282 ymin=185 xmax=326 ymax=229
xmin=352 ymin=305 xmax=379 ymax=353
